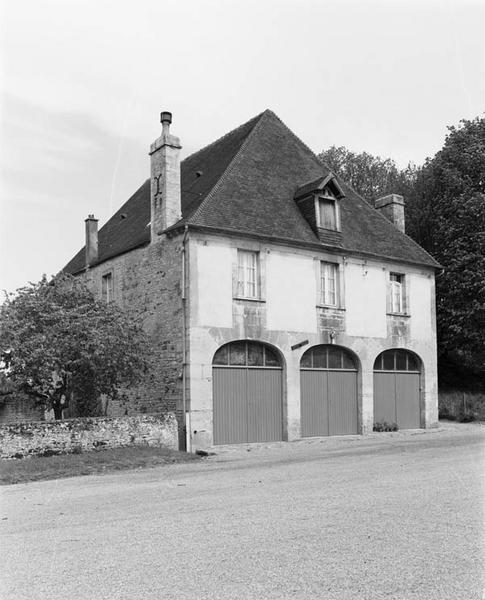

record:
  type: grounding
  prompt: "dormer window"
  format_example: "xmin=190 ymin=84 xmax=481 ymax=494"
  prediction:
xmin=294 ymin=173 xmax=344 ymax=244
xmin=317 ymin=186 xmax=341 ymax=231
xmin=318 ymin=194 xmax=338 ymax=230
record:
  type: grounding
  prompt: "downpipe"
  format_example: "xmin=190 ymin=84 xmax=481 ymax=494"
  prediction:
xmin=181 ymin=225 xmax=190 ymax=452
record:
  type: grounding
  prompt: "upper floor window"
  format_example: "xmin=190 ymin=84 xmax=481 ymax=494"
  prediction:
xmin=389 ymin=273 xmax=405 ymax=313
xmin=237 ymin=250 xmax=259 ymax=299
xmin=320 ymin=262 xmax=338 ymax=306
xmin=319 ymin=198 xmax=337 ymax=230
xmin=317 ymin=187 xmax=340 ymax=231
xmin=102 ymin=272 xmax=114 ymax=303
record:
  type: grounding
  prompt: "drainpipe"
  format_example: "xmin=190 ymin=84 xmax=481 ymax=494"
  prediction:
xmin=181 ymin=225 xmax=190 ymax=452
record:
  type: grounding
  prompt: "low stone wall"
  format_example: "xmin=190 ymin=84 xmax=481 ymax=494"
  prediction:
xmin=0 ymin=414 xmax=179 ymax=459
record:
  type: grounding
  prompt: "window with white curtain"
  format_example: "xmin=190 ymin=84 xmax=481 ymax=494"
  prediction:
xmin=237 ymin=250 xmax=259 ymax=299
xmin=390 ymin=273 xmax=405 ymax=313
xmin=320 ymin=262 xmax=338 ymax=306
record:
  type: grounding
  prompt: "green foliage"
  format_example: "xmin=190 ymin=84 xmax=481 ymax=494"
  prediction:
xmin=0 ymin=274 xmax=150 ymax=419
xmin=408 ymin=118 xmax=485 ymax=379
xmin=439 ymin=391 xmax=485 ymax=422
xmin=0 ymin=371 xmax=15 ymax=400
xmin=318 ymin=116 xmax=485 ymax=385
xmin=317 ymin=145 xmax=417 ymax=202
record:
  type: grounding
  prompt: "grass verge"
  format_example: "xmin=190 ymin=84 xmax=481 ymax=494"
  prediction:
xmin=0 ymin=445 xmax=201 ymax=485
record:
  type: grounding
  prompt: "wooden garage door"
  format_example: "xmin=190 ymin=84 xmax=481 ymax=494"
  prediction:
xmin=374 ymin=349 xmax=421 ymax=429
xmin=212 ymin=341 xmax=283 ymax=445
xmin=300 ymin=345 xmax=358 ymax=437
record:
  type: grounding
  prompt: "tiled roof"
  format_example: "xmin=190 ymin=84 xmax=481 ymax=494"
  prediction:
xmin=64 ymin=110 xmax=439 ymax=273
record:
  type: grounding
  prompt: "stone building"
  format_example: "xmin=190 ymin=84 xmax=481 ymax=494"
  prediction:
xmin=64 ymin=110 xmax=440 ymax=451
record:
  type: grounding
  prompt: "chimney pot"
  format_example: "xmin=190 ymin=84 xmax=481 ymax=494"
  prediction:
xmin=160 ymin=111 xmax=172 ymax=125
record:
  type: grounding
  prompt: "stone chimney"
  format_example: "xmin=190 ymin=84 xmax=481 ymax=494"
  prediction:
xmin=375 ymin=194 xmax=405 ymax=233
xmin=149 ymin=111 xmax=182 ymax=240
xmin=85 ymin=214 xmax=98 ymax=267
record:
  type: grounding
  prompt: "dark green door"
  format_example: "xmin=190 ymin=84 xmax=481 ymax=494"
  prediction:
xmin=213 ymin=341 xmax=283 ymax=445
xmin=374 ymin=349 xmax=421 ymax=429
xmin=300 ymin=345 xmax=358 ymax=437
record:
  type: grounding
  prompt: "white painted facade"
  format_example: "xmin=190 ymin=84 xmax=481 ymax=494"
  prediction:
xmin=186 ymin=231 xmax=438 ymax=450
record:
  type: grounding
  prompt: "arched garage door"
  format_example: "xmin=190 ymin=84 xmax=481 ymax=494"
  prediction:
xmin=373 ymin=349 xmax=421 ymax=429
xmin=300 ymin=345 xmax=358 ymax=437
xmin=212 ymin=341 xmax=283 ymax=445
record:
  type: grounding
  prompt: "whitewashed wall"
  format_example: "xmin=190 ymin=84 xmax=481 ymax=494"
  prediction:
xmin=266 ymin=253 xmax=317 ymax=332
xmin=188 ymin=233 xmax=438 ymax=449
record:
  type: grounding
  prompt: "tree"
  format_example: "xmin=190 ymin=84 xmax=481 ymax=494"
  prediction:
xmin=0 ymin=274 xmax=150 ymax=419
xmin=319 ymin=117 xmax=485 ymax=386
xmin=408 ymin=118 xmax=485 ymax=382
xmin=317 ymin=145 xmax=417 ymax=203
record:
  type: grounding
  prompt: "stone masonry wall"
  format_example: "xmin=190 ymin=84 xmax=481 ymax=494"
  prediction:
xmin=0 ymin=394 xmax=45 ymax=424
xmin=0 ymin=414 xmax=178 ymax=459
xmin=80 ymin=234 xmax=185 ymax=427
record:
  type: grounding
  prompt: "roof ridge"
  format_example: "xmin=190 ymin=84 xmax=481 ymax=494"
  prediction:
xmin=189 ymin=110 xmax=270 ymax=223
xmin=262 ymin=109 xmax=324 ymax=171
xmin=181 ymin=110 xmax=265 ymax=167
xmin=190 ymin=110 xmax=331 ymax=225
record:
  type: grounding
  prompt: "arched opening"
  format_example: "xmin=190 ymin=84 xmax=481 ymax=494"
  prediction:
xmin=212 ymin=340 xmax=284 ymax=445
xmin=300 ymin=344 xmax=359 ymax=437
xmin=373 ymin=349 xmax=422 ymax=429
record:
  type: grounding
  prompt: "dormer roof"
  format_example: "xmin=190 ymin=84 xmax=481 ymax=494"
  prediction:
xmin=294 ymin=173 xmax=345 ymax=201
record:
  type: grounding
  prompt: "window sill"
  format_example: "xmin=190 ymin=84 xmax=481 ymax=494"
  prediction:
xmin=316 ymin=305 xmax=345 ymax=311
xmin=387 ymin=312 xmax=410 ymax=318
xmin=317 ymin=226 xmax=341 ymax=233
xmin=233 ymin=297 xmax=266 ymax=304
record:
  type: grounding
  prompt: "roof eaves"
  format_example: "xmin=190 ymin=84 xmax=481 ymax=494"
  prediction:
xmin=349 ymin=184 xmax=442 ymax=268
xmin=63 ymin=238 xmax=150 ymax=276
xmin=187 ymin=224 xmax=442 ymax=270
xmin=330 ymin=174 xmax=441 ymax=268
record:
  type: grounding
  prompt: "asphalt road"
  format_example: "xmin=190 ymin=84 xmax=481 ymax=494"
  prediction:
xmin=1 ymin=423 xmax=484 ymax=600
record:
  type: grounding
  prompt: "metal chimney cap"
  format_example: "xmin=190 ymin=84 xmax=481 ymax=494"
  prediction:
xmin=160 ymin=111 xmax=172 ymax=125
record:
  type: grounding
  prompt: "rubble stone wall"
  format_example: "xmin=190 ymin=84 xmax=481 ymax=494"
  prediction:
xmin=0 ymin=413 xmax=178 ymax=459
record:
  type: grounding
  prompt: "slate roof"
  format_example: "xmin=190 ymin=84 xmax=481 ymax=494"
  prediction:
xmin=64 ymin=109 xmax=439 ymax=274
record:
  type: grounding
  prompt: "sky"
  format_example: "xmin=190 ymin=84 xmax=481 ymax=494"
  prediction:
xmin=1 ymin=0 xmax=484 ymax=295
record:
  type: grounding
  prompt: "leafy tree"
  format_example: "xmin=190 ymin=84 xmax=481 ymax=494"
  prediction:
xmin=317 ymin=145 xmax=417 ymax=203
xmin=0 ymin=274 xmax=150 ymax=419
xmin=409 ymin=118 xmax=485 ymax=382
xmin=318 ymin=116 xmax=485 ymax=385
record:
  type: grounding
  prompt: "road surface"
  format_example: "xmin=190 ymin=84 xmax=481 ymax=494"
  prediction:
xmin=1 ymin=423 xmax=484 ymax=599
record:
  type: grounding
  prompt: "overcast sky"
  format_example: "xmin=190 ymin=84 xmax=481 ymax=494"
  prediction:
xmin=1 ymin=0 xmax=484 ymax=295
